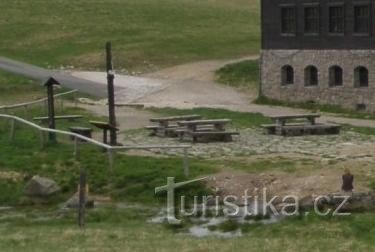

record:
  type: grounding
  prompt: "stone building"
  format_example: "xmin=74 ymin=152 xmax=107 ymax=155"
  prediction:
xmin=260 ymin=0 xmax=375 ymax=112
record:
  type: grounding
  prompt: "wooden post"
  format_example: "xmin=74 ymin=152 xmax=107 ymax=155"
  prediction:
xmin=74 ymin=137 xmax=79 ymax=160
xmin=9 ymin=119 xmax=15 ymax=141
xmin=183 ymin=148 xmax=189 ymax=177
xmin=39 ymin=130 xmax=45 ymax=149
xmin=107 ymin=149 xmax=115 ymax=172
xmin=78 ymin=168 xmax=86 ymax=228
xmin=106 ymin=42 xmax=117 ymax=146
xmin=44 ymin=77 xmax=60 ymax=143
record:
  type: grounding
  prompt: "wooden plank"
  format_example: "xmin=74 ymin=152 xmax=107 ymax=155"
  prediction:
xmin=190 ymin=131 xmax=240 ymax=136
xmin=150 ymin=115 xmax=201 ymax=122
xmin=34 ymin=115 xmax=83 ymax=121
xmin=178 ymin=119 xmax=231 ymax=126
xmin=269 ymin=114 xmax=320 ymax=120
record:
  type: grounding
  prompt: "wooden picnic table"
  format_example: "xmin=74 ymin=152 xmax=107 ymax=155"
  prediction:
xmin=150 ymin=115 xmax=201 ymax=126
xmin=90 ymin=121 xmax=119 ymax=144
xmin=177 ymin=119 xmax=238 ymax=143
xmin=269 ymin=114 xmax=320 ymax=126
xmin=178 ymin=119 xmax=231 ymax=131
xmin=146 ymin=115 xmax=202 ymax=137
xmin=262 ymin=114 xmax=340 ymax=136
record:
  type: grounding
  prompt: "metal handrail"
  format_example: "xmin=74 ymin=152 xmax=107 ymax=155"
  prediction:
xmin=0 ymin=89 xmax=78 ymax=110
xmin=0 ymin=114 xmax=192 ymax=176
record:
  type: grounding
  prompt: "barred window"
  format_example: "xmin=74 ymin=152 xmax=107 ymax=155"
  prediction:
xmin=281 ymin=7 xmax=296 ymax=34
xmin=354 ymin=66 xmax=369 ymax=87
xmin=304 ymin=6 xmax=320 ymax=34
xmin=329 ymin=66 xmax=343 ymax=87
xmin=329 ymin=6 xmax=344 ymax=34
xmin=305 ymin=66 xmax=318 ymax=86
xmin=281 ymin=65 xmax=294 ymax=85
xmin=354 ymin=5 xmax=370 ymax=34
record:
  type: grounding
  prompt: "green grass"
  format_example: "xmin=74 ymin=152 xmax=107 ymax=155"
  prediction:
xmin=0 ymin=106 xmax=216 ymax=205
xmin=0 ymin=0 xmax=260 ymax=73
xmin=0 ymin=71 xmax=44 ymax=104
xmin=147 ymin=107 xmax=272 ymax=128
xmin=0 ymin=207 xmax=373 ymax=251
xmin=215 ymin=59 xmax=259 ymax=89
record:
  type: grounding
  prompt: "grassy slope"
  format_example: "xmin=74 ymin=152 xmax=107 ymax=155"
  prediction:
xmin=216 ymin=59 xmax=259 ymax=89
xmin=0 ymin=0 xmax=259 ymax=72
xmin=0 ymin=209 xmax=373 ymax=251
xmin=0 ymin=71 xmax=44 ymax=104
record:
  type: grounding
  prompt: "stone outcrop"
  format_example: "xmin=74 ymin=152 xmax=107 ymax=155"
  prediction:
xmin=24 ymin=176 xmax=60 ymax=197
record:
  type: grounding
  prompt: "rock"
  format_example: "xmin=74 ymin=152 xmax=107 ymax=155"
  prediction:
xmin=63 ymin=192 xmax=95 ymax=208
xmin=24 ymin=176 xmax=60 ymax=197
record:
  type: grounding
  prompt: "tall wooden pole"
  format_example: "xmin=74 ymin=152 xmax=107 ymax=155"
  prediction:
xmin=44 ymin=77 xmax=60 ymax=143
xmin=106 ymin=42 xmax=117 ymax=146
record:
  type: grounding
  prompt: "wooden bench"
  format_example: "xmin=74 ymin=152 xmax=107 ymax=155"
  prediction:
xmin=189 ymin=131 xmax=240 ymax=143
xmin=269 ymin=114 xmax=321 ymax=126
xmin=34 ymin=115 xmax=83 ymax=123
xmin=69 ymin=127 xmax=93 ymax=142
xmin=275 ymin=123 xmax=341 ymax=136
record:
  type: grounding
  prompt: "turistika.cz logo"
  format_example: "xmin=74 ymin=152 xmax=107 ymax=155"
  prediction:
xmin=155 ymin=177 xmax=351 ymax=224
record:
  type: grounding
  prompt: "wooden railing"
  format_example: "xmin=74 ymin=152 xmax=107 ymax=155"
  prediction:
xmin=0 ymin=114 xmax=192 ymax=177
xmin=0 ymin=89 xmax=78 ymax=111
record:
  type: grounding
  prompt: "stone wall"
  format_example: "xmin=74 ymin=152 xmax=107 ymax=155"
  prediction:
xmin=261 ymin=49 xmax=375 ymax=112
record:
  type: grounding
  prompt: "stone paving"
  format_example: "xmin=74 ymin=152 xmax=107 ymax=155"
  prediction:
xmin=122 ymin=128 xmax=375 ymax=162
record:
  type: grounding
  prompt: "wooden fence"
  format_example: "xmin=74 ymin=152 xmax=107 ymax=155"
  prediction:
xmin=0 ymin=114 xmax=192 ymax=177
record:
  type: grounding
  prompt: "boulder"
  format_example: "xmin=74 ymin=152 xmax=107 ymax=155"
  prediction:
xmin=24 ymin=176 xmax=60 ymax=197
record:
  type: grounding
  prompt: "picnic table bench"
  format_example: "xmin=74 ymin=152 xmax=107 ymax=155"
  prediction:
xmin=177 ymin=119 xmax=239 ymax=143
xmin=262 ymin=114 xmax=341 ymax=136
xmin=269 ymin=114 xmax=320 ymax=126
xmin=146 ymin=115 xmax=202 ymax=137
xmin=90 ymin=121 xmax=119 ymax=144
xmin=33 ymin=115 xmax=83 ymax=123
xmin=69 ymin=126 xmax=93 ymax=142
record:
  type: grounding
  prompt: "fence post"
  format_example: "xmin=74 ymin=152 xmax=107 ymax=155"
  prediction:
xmin=183 ymin=148 xmax=189 ymax=178
xmin=9 ymin=119 xmax=15 ymax=141
xmin=74 ymin=137 xmax=79 ymax=160
xmin=107 ymin=149 xmax=115 ymax=172
xmin=78 ymin=168 xmax=86 ymax=228
xmin=39 ymin=130 xmax=45 ymax=149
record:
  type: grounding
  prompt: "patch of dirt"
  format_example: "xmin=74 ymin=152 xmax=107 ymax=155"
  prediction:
xmin=205 ymin=158 xmax=371 ymax=203
xmin=0 ymin=171 xmax=24 ymax=182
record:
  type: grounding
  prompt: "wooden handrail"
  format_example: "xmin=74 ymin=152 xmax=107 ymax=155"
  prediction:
xmin=0 ymin=89 xmax=78 ymax=110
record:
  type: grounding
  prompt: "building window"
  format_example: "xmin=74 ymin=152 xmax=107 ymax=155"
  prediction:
xmin=281 ymin=6 xmax=296 ymax=34
xmin=329 ymin=6 xmax=344 ymax=34
xmin=304 ymin=6 xmax=320 ymax=34
xmin=305 ymin=66 xmax=318 ymax=86
xmin=354 ymin=66 xmax=369 ymax=87
xmin=329 ymin=66 xmax=343 ymax=87
xmin=354 ymin=5 xmax=370 ymax=34
xmin=281 ymin=65 xmax=294 ymax=85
